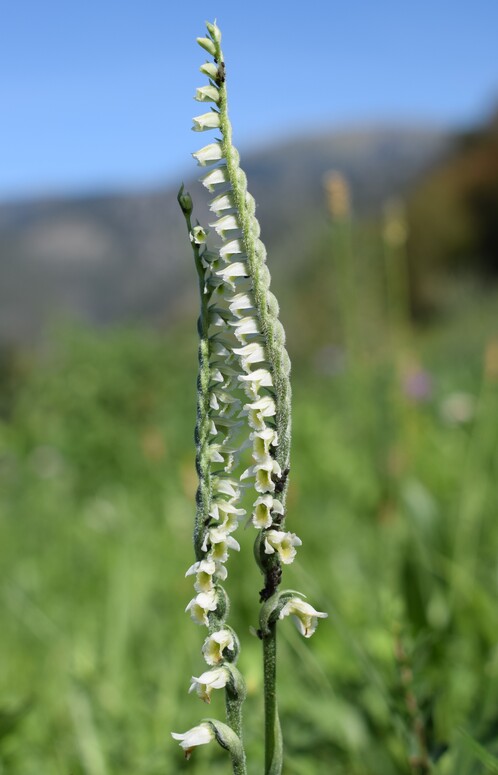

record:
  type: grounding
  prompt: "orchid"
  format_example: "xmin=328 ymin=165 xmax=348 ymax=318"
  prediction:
xmin=202 ymin=629 xmax=236 ymax=665
xmin=171 ymin=723 xmax=215 ymax=759
xmin=173 ymin=21 xmax=326 ymax=775
xmin=278 ymin=598 xmax=329 ymax=638
xmin=189 ymin=666 xmax=230 ymax=703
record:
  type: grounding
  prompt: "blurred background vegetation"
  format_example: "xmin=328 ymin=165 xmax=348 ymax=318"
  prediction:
xmin=1 ymin=107 xmax=498 ymax=774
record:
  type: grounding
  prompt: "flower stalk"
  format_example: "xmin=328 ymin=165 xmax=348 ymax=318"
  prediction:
xmin=173 ymin=21 xmax=327 ymax=774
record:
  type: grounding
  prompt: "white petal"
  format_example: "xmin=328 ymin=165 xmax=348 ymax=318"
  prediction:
xmin=195 ymin=84 xmax=220 ymax=103
xmin=192 ymin=111 xmax=220 ymax=132
xmin=202 ymin=629 xmax=235 ymax=666
xmin=189 ymin=667 xmax=229 ymax=702
xmin=172 ymin=722 xmax=215 ymax=758
xmin=200 ymin=62 xmax=218 ymax=79
xmin=219 ymin=239 xmax=244 ymax=259
xmin=210 ymin=192 xmax=235 ymax=214
xmin=230 ymin=316 xmax=261 ymax=340
xmin=264 ymin=530 xmax=301 ymax=564
xmin=192 ymin=141 xmax=223 ymax=166
xmin=210 ymin=214 xmax=240 ymax=237
xmin=228 ymin=292 xmax=254 ymax=317
xmin=201 ymin=166 xmax=229 ymax=191
xmin=185 ymin=559 xmax=216 ymax=577
xmin=279 ymin=598 xmax=328 ymax=637
xmin=211 ymin=477 xmax=240 ymax=498
xmin=190 ymin=225 xmax=208 ymax=244
xmin=232 ymin=342 xmax=266 ymax=368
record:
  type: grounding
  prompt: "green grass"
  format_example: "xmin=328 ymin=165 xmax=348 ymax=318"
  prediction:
xmin=1 ymin=301 xmax=497 ymax=773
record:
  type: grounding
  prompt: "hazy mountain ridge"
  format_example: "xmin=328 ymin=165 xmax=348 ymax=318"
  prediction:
xmin=0 ymin=126 xmax=448 ymax=345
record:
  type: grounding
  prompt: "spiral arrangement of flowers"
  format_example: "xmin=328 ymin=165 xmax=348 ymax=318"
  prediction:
xmin=173 ymin=21 xmax=327 ymax=774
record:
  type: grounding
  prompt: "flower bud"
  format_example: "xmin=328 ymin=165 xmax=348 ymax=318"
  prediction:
xmin=197 ymin=36 xmax=217 ymax=56
xmin=206 ymin=21 xmax=222 ymax=44
xmin=177 ymin=184 xmax=193 ymax=216
xmin=200 ymin=62 xmax=219 ymax=80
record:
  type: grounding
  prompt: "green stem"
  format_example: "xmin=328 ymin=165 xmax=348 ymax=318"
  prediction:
xmin=180 ymin=207 xmax=212 ymax=558
xmin=263 ymin=622 xmax=283 ymax=774
xmin=225 ymin=693 xmax=247 ymax=775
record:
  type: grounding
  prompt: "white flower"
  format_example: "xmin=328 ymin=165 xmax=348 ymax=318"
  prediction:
xmin=195 ymin=84 xmax=220 ymax=103
xmin=278 ymin=597 xmax=328 ymax=637
xmin=210 ymin=214 xmax=240 ymax=237
xmin=185 ymin=558 xmax=217 ymax=593
xmin=192 ymin=111 xmax=220 ymax=132
xmin=201 ymin=165 xmax=230 ymax=191
xmin=190 ymin=225 xmax=208 ymax=244
xmin=243 ymin=395 xmax=276 ymax=431
xmin=202 ymin=629 xmax=235 ymax=665
xmin=209 ymin=500 xmax=246 ymax=524
xmin=192 ymin=142 xmax=223 ymax=166
xmin=185 ymin=558 xmax=216 ymax=578
xmin=211 ymin=477 xmax=240 ymax=499
xmin=251 ymin=426 xmax=279 ymax=458
xmin=189 ymin=666 xmax=229 ymax=703
xmin=212 ymin=363 xmax=240 ymax=381
xmin=210 ymin=388 xmax=240 ymax=414
xmin=200 ymin=62 xmax=219 ymax=80
xmin=172 ymin=722 xmax=215 ymax=759
xmin=208 ymin=534 xmax=240 ymax=563
xmin=219 ymin=239 xmax=244 ymax=259
xmin=215 ymin=261 xmax=249 ymax=290
xmin=230 ymin=316 xmax=260 ymax=343
xmin=264 ymin=530 xmax=302 ymax=564
xmin=208 ymin=444 xmax=225 ymax=463
xmin=210 ymin=192 xmax=235 ymax=214
xmin=228 ymin=292 xmax=254 ymax=317
xmin=239 ymin=368 xmax=273 ymax=397
xmin=252 ymin=494 xmax=284 ymax=528
xmin=185 ymin=589 xmax=218 ymax=626
xmin=256 ymin=458 xmax=281 ymax=492
xmin=232 ymin=342 xmax=266 ymax=371
xmin=241 ymin=456 xmax=281 ymax=493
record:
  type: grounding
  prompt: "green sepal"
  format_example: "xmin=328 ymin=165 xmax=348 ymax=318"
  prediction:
xmin=253 ymin=532 xmax=265 ymax=572
xmin=208 ymin=584 xmax=229 ymax=626
xmin=222 ymin=625 xmax=241 ymax=664
xmin=225 ymin=663 xmax=247 ymax=702
xmin=203 ymin=718 xmax=245 ymax=763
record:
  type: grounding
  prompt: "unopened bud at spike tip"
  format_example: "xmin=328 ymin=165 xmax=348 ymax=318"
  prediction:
xmin=206 ymin=21 xmax=222 ymax=44
xmin=177 ymin=184 xmax=193 ymax=217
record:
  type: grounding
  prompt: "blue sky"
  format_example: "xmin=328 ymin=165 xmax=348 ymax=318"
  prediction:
xmin=1 ymin=0 xmax=497 ymax=199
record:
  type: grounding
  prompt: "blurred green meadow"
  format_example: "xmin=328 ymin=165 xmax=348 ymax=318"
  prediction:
xmin=1 ymin=120 xmax=498 ymax=774
xmin=2 ymin=260 xmax=498 ymax=774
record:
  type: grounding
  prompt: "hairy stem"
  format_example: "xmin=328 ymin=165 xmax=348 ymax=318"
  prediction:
xmin=225 ymin=693 xmax=247 ymax=775
xmin=180 ymin=205 xmax=212 ymax=557
xmin=263 ymin=622 xmax=282 ymax=774
xmin=213 ymin=39 xmax=290 ymax=771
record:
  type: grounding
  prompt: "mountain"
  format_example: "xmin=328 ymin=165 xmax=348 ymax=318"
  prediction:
xmin=0 ymin=126 xmax=448 ymax=346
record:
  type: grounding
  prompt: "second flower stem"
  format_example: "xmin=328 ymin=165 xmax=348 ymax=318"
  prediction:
xmin=263 ymin=622 xmax=283 ymax=774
